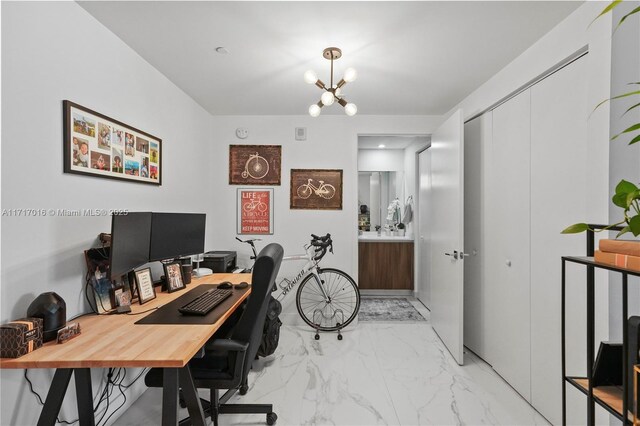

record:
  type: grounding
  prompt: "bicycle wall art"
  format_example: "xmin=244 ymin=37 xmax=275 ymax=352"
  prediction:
xmin=290 ymin=169 xmax=343 ymax=210
xmin=229 ymin=145 xmax=281 ymax=185
xmin=63 ymin=100 xmax=162 ymax=185
xmin=237 ymin=188 xmax=274 ymax=235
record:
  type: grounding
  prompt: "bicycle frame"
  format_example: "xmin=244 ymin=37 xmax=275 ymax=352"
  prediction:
xmin=273 ymin=245 xmax=330 ymax=302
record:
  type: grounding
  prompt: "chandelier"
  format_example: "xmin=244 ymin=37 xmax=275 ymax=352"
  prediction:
xmin=304 ymin=47 xmax=358 ymax=117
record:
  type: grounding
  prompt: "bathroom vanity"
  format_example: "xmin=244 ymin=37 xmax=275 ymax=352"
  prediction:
xmin=358 ymin=234 xmax=414 ymax=290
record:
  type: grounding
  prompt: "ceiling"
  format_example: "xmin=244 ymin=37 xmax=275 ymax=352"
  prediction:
xmin=358 ymin=135 xmax=428 ymax=150
xmin=79 ymin=1 xmax=582 ymax=116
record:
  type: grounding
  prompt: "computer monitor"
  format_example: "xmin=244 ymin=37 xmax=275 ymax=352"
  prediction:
xmin=108 ymin=212 xmax=153 ymax=280
xmin=149 ymin=213 xmax=206 ymax=261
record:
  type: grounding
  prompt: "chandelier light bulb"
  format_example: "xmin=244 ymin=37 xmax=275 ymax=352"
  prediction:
xmin=309 ymin=104 xmax=321 ymax=117
xmin=304 ymin=70 xmax=318 ymax=84
xmin=321 ymin=91 xmax=335 ymax=106
xmin=334 ymin=87 xmax=342 ymax=97
xmin=344 ymin=103 xmax=358 ymax=116
xmin=343 ymin=67 xmax=358 ymax=83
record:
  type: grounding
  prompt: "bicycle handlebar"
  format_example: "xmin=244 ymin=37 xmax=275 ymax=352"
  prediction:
xmin=310 ymin=233 xmax=333 ymax=261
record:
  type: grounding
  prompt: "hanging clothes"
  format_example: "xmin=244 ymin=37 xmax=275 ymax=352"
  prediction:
xmin=387 ymin=199 xmax=401 ymax=223
xmin=402 ymin=195 xmax=413 ymax=224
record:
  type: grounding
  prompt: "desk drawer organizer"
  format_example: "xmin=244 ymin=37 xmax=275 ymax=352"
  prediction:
xmin=0 ymin=317 xmax=43 ymax=358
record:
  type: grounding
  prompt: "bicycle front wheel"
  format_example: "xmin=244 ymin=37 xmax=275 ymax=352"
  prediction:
xmin=296 ymin=268 xmax=360 ymax=331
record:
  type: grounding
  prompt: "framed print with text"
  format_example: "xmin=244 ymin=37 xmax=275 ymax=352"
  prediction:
xmin=134 ymin=268 xmax=156 ymax=305
xmin=63 ymin=100 xmax=162 ymax=185
xmin=237 ymin=188 xmax=274 ymax=235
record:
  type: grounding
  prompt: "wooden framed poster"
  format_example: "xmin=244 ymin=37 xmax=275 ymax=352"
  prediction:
xmin=290 ymin=169 xmax=343 ymax=210
xmin=229 ymin=145 xmax=281 ymax=185
xmin=63 ymin=100 xmax=162 ymax=185
xmin=237 ymin=188 xmax=274 ymax=235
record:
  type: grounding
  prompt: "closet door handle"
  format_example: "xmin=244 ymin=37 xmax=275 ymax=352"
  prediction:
xmin=445 ymin=251 xmax=459 ymax=260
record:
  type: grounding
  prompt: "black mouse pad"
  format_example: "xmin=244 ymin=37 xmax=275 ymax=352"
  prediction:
xmin=135 ymin=284 xmax=249 ymax=325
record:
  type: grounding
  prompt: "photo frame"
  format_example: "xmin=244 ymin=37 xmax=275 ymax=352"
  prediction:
xmin=237 ymin=188 xmax=274 ymax=235
xmin=63 ymin=100 xmax=162 ymax=185
xmin=163 ymin=262 xmax=185 ymax=293
xmin=229 ymin=145 xmax=281 ymax=185
xmin=290 ymin=169 xmax=343 ymax=210
xmin=134 ymin=268 xmax=157 ymax=304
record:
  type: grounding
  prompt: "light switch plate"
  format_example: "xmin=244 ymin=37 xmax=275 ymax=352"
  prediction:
xmin=236 ymin=128 xmax=249 ymax=139
xmin=295 ymin=127 xmax=307 ymax=141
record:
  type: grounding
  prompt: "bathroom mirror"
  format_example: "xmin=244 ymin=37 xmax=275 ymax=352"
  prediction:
xmin=358 ymin=171 xmax=404 ymax=230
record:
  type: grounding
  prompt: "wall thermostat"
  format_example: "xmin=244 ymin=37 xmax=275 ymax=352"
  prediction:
xmin=236 ymin=128 xmax=249 ymax=139
xmin=295 ymin=127 xmax=307 ymax=141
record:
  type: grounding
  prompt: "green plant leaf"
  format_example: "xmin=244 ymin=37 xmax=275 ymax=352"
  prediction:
xmin=593 ymin=91 xmax=640 ymax=113
xmin=616 ymin=226 xmax=631 ymax=238
xmin=612 ymin=123 xmax=640 ymax=141
xmin=626 ymin=190 xmax=640 ymax=207
xmin=616 ymin=6 xmax=640 ymax=30
xmin=628 ymin=134 xmax=640 ymax=145
xmin=591 ymin=0 xmax=623 ymax=25
xmin=629 ymin=215 xmax=640 ymax=236
xmin=613 ymin=192 xmax=628 ymax=208
xmin=616 ymin=179 xmax=638 ymax=195
xmin=622 ymin=102 xmax=640 ymax=117
xmin=561 ymin=223 xmax=590 ymax=234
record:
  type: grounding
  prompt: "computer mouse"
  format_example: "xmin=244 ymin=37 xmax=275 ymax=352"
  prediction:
xmin=217 ymin=282 xmax=232 ymax=290
xmin=235 ymin=282 xmax=249 ymax=289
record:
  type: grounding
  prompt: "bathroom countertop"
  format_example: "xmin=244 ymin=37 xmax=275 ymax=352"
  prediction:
xmin=358 ymin=233 xmax=414 ymax=242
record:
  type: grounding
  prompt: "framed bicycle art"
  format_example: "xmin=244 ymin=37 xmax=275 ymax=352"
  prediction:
xmin=229 ymin=145 xmax=281 ymax=185
xmin=237 ymin=188 xmax=274 ymax=235
xmin=290 ymin=169 xmax=343 ymax=210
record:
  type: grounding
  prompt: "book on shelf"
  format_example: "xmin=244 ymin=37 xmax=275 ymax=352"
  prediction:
xmin=599 ymin=239 xmax=640 ymax=257
xmin=594 ymin=250 xmax=640 ymax=272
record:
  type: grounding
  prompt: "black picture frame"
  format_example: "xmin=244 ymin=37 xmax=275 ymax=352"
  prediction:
xmin=163 ymin=261 xmax=185 ymax=293
xmin=63 ymin=100 xmax=162 ymax=185
xmin=134 ymin=268 xmax=157 ymax=305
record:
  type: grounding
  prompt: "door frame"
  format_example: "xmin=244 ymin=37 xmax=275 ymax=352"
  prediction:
xmin=414 ymin=143 xmax=431 ymax=306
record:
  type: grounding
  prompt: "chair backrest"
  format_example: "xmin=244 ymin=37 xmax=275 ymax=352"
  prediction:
xmin=231 ymin=243 xmax=283 ymax=378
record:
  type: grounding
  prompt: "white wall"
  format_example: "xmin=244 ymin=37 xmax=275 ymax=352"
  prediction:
xmin=1 ymin=2 xmax=214 ymax=425
xmin=209 ymin=115 xmax=441 ymax=321
xmin=357 ymin=149 xmax=404 ymax=171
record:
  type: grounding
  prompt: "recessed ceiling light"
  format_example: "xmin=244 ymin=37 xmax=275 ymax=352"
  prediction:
xmin=378 ymin=144 xmax=385 ymax=148
xmin=215 ymin=47 xmax=229 ymax=54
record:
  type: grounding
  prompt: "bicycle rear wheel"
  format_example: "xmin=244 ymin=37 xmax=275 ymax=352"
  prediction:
xmin=296 ymin=268 xmax=360 ymax=332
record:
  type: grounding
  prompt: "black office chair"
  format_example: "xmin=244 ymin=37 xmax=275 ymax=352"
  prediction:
xmin=145 ymin=243 xmax=284 ymax=426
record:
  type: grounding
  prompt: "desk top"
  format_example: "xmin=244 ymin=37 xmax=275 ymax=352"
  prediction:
xmin=0 ymin=273 xmax=251 ymax=369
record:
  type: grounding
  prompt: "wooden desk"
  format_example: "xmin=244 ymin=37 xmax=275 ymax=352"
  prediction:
xmin=0 ymin=273 xmax=251 ymax=426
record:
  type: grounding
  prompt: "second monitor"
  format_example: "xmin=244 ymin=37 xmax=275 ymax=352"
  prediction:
xmin=149 ymin=213 xmax=206 ymax=261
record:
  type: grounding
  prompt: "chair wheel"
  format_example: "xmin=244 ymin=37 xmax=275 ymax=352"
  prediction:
xmin=314 ymin=333 xmax=320 ymax=340
xmin=267 ymin=412 xmax=278 ymax=425
xmin=337 ymin=334 xmax=343 ymax=341
xmin=239 ymin=384 xmax=248 ymax=395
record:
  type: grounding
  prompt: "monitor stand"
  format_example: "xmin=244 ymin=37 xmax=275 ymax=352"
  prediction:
xmin=193 ymin=267 xmax=213 ymax=277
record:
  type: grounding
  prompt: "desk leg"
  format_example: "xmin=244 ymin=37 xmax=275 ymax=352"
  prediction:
xmin=179 ymin=366 xmax=206 ymax=426
xmin=37 ymin=369 xmax=73 ymax=426
xmin=74 ymin=368 xmax=95 ymax=426
xmin=162 ymin=368 xmax=179 ymax=426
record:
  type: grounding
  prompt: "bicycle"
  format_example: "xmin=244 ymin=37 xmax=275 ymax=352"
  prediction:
xmin=236 ymin=234 xmax=360 ymax=340
xmin=241 ymin=152 xmax=269 ymax=179
xmin=296 ymin=179 xmax=336 ymax=200
xmin=242 ymin=198 xmax=268 ymax=213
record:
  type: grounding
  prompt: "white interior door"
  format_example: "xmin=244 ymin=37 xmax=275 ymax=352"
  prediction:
xmin=417 ymin=149 xmax=431 ymax=307
xmin=430 ymin=109 xmax=465 ymax=365
xmin=488 ymin=89 xmax=531 ymax=400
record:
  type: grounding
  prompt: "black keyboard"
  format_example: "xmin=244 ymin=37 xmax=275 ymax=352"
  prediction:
xmin=178 ymin=288 xmax=232 ymax=316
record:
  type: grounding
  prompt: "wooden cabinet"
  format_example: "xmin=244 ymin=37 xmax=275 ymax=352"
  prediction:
xmin=358 ymin=241 xmax=413 ymax=290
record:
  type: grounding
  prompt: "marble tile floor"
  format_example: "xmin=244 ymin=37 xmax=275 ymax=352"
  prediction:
xmin=115 ymin=300 xmax=549 ymax=425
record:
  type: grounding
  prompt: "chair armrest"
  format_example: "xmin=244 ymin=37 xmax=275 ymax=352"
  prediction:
xmin=207 ymin=339 xmax=249 ymax=353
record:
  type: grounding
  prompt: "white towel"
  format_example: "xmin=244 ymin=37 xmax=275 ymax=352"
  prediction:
xmin=402 ymin=203 xmax=413 ymax=224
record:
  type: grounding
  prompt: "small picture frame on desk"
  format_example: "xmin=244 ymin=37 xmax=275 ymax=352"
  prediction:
xmin=163 ymin=262 xmax=185 ymax=293
xmin=134 ymin=268 xmax=157 ymax=304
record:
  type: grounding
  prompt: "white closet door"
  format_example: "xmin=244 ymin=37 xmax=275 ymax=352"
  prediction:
xmin=488 ymin=90 xmax=531 ymax=400
xmin=530 ymin=56 xmax=589 ymax=424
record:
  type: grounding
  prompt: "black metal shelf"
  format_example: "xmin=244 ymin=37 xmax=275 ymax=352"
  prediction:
xmin=562 ymin=224 xmax=636 ymax=426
